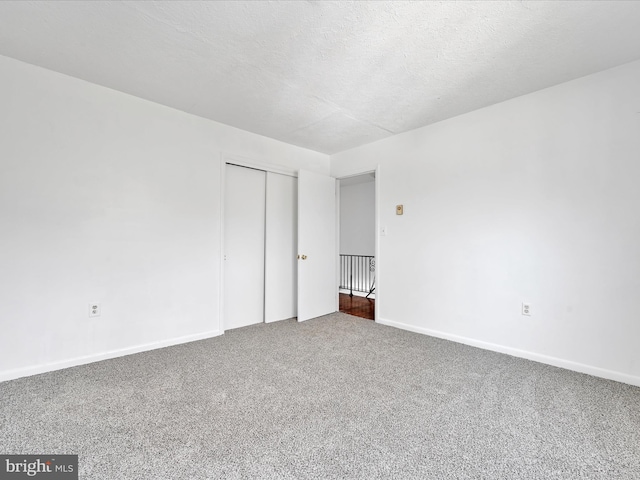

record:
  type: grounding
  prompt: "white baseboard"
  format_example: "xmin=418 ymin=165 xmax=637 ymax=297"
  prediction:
xmin=0 ymin=329 xmax=223 ymax=383
xmin=376 ymin=317 xmax=640 ymax=388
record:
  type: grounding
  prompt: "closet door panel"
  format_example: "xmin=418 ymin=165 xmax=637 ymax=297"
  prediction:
xmin=224 ymin=165 xmax=266 ymax=330
xmin=265 ymin=172 xmax=297 ymax=323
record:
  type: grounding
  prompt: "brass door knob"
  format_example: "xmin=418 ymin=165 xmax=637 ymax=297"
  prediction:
xmin=301 ymin=255 xmax=307 ymax=260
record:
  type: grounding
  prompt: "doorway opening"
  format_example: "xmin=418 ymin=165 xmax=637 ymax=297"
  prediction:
xmin=338 ymin=172 xmax=376 ymax=320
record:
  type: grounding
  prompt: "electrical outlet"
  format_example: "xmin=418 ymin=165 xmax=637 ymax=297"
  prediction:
xmin=522 ymin=303 xmax=531 ymax=316
xmin=89 ymin=303 xmax=101 ymax=317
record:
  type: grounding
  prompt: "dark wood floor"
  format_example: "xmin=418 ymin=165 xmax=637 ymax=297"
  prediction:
xmin=339 ymin=293 xmax=375 ymax=320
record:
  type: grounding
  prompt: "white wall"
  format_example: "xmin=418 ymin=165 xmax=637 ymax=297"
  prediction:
xmin=0 ymin=54 xmax=329 ymax=381
xmin=331 ymin=59 xmax=640 ymax=386
xmin=340 ymin=180 xmax=375 ymax=256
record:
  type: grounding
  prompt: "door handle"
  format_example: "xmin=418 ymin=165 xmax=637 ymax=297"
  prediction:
xmin=298 ymin=254 xmax=307 ymax=260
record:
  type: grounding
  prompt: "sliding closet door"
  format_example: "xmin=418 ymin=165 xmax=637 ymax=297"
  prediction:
xmin=224 ymin=164 xmax=266 ymax=330
xmin=265 ymin=172 xmax=297 ymax=322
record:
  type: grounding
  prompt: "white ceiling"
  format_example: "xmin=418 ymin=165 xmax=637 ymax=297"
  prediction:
xmin=2 ymin=1 xmax=640 ymax=155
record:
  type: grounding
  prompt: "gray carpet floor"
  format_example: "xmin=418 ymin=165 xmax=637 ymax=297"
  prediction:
xmin=1 ymin=312 xmax=639 ymax=479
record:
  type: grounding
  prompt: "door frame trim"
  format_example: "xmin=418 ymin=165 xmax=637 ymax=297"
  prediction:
xmin=223 ymin=153 xmax=298 ymax=177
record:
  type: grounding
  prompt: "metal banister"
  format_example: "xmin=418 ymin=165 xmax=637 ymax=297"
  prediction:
xmin=339 ymin=254 xmax=375 ymax=298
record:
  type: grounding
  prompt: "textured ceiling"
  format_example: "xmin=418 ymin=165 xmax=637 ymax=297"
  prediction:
xmin=2 ymin=1 xmax=640 ymax=154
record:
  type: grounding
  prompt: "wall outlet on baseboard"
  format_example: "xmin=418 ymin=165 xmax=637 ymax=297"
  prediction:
xmin=522 ymin=303 xmax=531 ymax=316
xmin=89 ymin=303 xmax=101 ymax=317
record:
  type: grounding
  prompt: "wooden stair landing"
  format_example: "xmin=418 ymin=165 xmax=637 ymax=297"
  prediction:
xmin=339 ymin=293 xmax=375 ymax=320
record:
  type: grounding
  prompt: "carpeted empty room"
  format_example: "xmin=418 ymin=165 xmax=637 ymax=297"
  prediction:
xmin=1 ymin=312 xmax=638 ymax=479
xmin=4 ymin=2 xmax=640 ymax=478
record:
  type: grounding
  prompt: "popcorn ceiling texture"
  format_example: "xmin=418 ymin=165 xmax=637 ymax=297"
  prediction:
xmin=1 ymin=314 xmax=639 ymax=479
xmin=1 ymin=1 xmax=640 ymax=154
